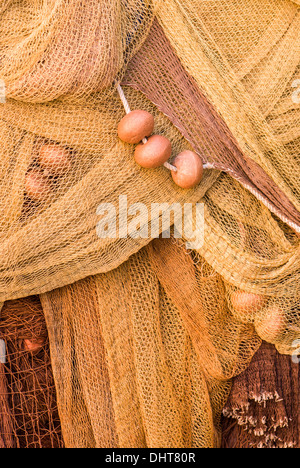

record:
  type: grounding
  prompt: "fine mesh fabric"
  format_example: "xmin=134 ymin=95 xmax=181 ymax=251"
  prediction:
xmin=0 ymin=0 xmax=299 ymax=448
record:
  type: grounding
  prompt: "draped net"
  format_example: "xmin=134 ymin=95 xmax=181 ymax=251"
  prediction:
xmin=0 ymin=0 xmax=299 ymax=448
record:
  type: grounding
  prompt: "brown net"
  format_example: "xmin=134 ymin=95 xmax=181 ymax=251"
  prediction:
xmin=0 ymin=297 xmax=63 ymax=448
xmin=0 ymin=0 xmax=299 ymax=448
xmin=222 ymin=341 xmax=300 ymax=448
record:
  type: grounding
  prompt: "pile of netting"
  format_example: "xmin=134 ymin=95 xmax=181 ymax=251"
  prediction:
xmin=0 ymin=297 xmax=63 ymax=448
xmin=0 ymin=0 xmax=299 ymax=448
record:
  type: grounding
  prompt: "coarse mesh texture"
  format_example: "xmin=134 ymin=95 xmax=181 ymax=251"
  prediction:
xmin=0 ymin=297 xmax=63 ymax=448
xmin=0 ymin=79 xmax=219 ymax=300
xmin=124 ymin=18 xmax=300 ymax=230
xmin=0 ymin=0 xmax=299 ymax=448
xmin=40 ymin=241 xmax=247 ymax=448
xmin=221 ymin=342 xmax=300 ymax=448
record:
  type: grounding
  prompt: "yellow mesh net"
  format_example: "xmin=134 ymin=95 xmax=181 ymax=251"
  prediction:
xmin=0 ymin=0 xmax=299 ymax=448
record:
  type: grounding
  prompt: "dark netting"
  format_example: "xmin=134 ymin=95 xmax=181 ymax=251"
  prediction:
xmin=0 ymin=297 xmax=63 ymax=448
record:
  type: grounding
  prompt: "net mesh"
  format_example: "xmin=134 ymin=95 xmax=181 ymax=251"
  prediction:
xmin=221 ymin=342 xmax=300 ymax=448
xmin=0 ymin=297 xmax=63 ymax=448
xmin=0 ymin=0 xmax=299 ymax=448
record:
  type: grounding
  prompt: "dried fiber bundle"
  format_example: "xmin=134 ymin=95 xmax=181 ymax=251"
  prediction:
xmin=222 ymin=342 xmax=300 ymax=448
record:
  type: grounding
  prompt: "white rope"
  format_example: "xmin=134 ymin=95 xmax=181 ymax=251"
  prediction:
xmin=0 ymin=339 xmax=6 ymax=364
xmin=116 ymin=84 xmax=131 ymax=115
xmin=209 ymin=161 xmax=300 ymax=234
xmin=203 ymin=162 xmax=215 ymax=170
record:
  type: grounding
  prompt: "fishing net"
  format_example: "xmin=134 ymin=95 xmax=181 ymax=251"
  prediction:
xmin=0 ymin=297 xmax=63 ymax=448
xmin=222 ymin=341 xmax=300 ymax=448
xmin=0 ymin=0 xmax=299 ymax=448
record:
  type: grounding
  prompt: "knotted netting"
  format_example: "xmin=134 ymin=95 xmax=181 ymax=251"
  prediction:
xmin=0 ymin=0 xmax=299 ymax=448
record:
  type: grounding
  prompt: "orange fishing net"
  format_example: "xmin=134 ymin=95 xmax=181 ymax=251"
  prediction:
xmin=0 ymin=297 xmax=63 ymax=448
xmin=0 ymin=0 xmax=299 ymax=448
